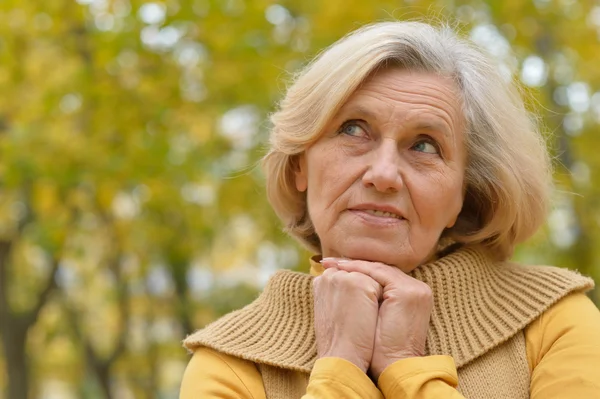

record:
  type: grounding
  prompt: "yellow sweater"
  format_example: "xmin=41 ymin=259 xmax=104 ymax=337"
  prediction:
xmin=180 ymin=251 xmax=600 ymax=398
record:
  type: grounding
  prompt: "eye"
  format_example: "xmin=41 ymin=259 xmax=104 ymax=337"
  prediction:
xmin=412 ymin=138 xmax=440 ymax=155
xmin=337 ymin=120 xmax=368 ymax=138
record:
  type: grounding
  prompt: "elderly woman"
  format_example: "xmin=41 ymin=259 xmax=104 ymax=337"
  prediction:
xmin=180 ymin=21 xmax=600 ymax=398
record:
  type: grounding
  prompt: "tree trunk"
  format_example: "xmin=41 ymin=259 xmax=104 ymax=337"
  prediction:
xmin=0 ymin=240 xmax=29 ymax=399
xmin=1 ymin=238 xmax=60 ymax=399
xmin=2 ymin=319 xmax=29 ymax=399
xmin=94 ymin=362 xmax=112 ymax=399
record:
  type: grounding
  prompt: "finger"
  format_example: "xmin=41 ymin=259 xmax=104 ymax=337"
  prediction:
xmin=331 ymin=260 xmax=404 ymax=288
xmin=322 ymin=266 xmax=339 ymax=276
xmin=320 ymin=257 xmax=346 ymax=268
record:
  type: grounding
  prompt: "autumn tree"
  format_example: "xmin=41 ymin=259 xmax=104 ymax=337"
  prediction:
xmin=0 ymin=0 xmax=599 ymax=397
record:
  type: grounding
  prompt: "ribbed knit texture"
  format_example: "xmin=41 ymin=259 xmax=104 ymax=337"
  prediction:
xmin=410 ymin=247 xmax=593 ymax=367
xmin=184 ymin=245 xmax=594 ymax=397
xmin=186 ymin=266 xmax=317 ymax=371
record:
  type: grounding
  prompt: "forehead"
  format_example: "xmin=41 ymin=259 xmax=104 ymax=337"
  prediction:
xmin=337 ymin=68 xmax=464 ymax=132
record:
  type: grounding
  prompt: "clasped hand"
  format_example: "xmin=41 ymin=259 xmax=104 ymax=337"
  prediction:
xmin=313 ymin=258 xmax=433 ymax=382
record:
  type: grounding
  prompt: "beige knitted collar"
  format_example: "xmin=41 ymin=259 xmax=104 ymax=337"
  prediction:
xmin=184 ymin=245 xmax=593 ymax=372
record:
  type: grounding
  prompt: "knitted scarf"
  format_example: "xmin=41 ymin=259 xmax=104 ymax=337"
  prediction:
xmin=184 ymin=245 xmax=594 ymax=398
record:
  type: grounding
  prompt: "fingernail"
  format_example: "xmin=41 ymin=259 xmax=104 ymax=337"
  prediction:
xmin=319 ymin=258 xmax=349 ymax=265
xmin=319 ymin=257 xmax=338 ymax=266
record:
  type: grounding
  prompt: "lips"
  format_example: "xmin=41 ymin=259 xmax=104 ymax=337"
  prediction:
xmin=349 ymin=203 xmax=405 ymax=220
xmin=362 ymin=209 xmax=403 ymax=219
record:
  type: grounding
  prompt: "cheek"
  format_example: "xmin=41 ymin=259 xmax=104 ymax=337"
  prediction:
xmin=306 ymin=147 xmax=343 ymax=196
xmin=305 ymin=152 xmax=360 ymax=225
xmin=411 ymin=169 xmax=464 ymax=225
xmin=307 ymin=168 xmax=346 ymax=216
xmin=442 ymin=175 xmax=466 ymax=224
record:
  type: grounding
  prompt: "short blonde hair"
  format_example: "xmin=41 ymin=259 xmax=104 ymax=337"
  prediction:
xmin=262 ymin=21 xmax=552 ymax=261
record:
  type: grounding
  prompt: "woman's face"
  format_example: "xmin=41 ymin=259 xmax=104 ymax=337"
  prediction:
xmin=294 ymin=68 xmax=467 ymax=272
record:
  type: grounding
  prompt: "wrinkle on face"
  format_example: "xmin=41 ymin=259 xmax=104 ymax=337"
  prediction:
xmin=295 ymin=68 xmax=467 ymax=271
xmin=341 ymin=75 xmax=463 ymax=159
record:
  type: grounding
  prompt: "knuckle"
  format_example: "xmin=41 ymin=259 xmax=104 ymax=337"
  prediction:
xmin=367 ymin=281 xmax=382 ymax=298
xmin=418 ymin=282 xmax=433 ymax=296
xmin=373 ymin=262 xmax=387 ymax=272
xmin=324 ymin=270 xmax=348 ymax=287
xmin=345 ymin=272 xmax=368 ymax=288
xmin=408 ymin=283 xmax=432 ymax=299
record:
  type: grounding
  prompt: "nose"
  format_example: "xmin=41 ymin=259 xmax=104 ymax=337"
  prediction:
xmin=362 ymin=139 xmax=403 ymax=193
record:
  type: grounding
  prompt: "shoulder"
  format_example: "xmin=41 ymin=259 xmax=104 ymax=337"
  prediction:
xmin=499 ymin=260 xmax=595 ymax=324
xmin=535 ymin=289 xmax=599 ymax=324
xmin=497 ymin=259 xmax=594 ymax=300
xmin=182 ymin=270 xmax=317 ymax=373
xmin=525 ymin=291 xmax=600 ymax=369
xmin=180 ymin=346 xmax=266 ymax=399
xmin=501 ymin=259 xmax=591 ymax=279
xmin=523 ymin=291 xmax=600 ymax=395
xmin=526 ymin=289 xmax=600 ymax=343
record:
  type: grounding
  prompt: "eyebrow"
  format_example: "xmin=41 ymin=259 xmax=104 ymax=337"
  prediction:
xmin=336 ymin=104 xmax=379 ymax=122
xmin=414 ymin=122 xmax=451 ymax=137
xmin=337 ymin=104 xmax=451 ymax=137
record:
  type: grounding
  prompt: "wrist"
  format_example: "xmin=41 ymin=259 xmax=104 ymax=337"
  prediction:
xmin=371 ymin=353 xmax=422 ymax=382
xmin=318 ymin=352 xmax=369 ymax=374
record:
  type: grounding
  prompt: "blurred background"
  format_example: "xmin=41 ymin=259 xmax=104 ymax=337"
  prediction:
xmin=0 ymin=0 xmax=599 ymax=397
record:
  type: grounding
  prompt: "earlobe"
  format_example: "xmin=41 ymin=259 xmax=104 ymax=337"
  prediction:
xmin=446 ymin=216 xmax=457 ymax=229
xmin=446 ymin=200 xmax=464 ymax=228
xmin=294 ymin=155 xmax=308 ymax=192
xmin=448 ymin=184 xmax=467 ymax=228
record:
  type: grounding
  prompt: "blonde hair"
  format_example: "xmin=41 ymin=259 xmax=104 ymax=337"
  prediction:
xmin=262 ymin=21 xmax=552 ymax=261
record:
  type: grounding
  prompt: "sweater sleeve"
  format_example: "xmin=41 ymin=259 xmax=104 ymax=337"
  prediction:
xmin=525 ymin=292 xmax=600 ymax=398
xmin=376 ymin=355 xmax=465 ymax=398
xmin=302 ymin=357 xmax=383 ymax=399
xmin=179 ymin=347 xmax=266 ymax=399
xmin=180 ymin=349 xmax=383 ymax=399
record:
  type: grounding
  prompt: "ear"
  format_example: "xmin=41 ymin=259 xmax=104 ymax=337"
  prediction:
xmin=294 ymin=154 xmax=308 ymax=192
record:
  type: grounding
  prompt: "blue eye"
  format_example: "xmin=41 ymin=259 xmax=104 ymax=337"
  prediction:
xmin=338 ymin=121 xmax=367 ymax=137
xmin=413 ymin=140 xmax=439 ymax=154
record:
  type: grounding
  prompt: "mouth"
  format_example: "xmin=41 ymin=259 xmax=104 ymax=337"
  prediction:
xmin=349 ymin=203 xmax=405 ymax=221
xmin=361 ymin=209 xmax=404 ymax=219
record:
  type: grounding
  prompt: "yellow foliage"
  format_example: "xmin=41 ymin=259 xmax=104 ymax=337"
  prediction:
xmin=1 ymin=0 xmax=600 ymax=397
